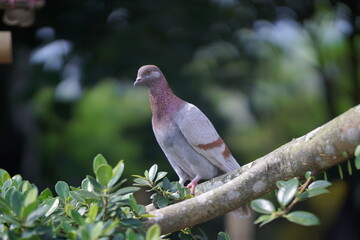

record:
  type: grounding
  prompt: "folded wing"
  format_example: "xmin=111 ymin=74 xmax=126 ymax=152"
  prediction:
xmin=176 ymin=103 xmax=240 ymax=173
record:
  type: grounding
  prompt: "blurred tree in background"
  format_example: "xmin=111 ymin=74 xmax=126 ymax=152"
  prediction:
xmin=0 ymin=0 xmax=359 ymax=239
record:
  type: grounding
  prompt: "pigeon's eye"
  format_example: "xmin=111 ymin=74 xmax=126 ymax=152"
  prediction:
xmin=146 ymin=70 xmax=152 ymax=75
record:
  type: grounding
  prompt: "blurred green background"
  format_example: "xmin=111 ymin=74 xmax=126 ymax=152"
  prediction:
xmin=0 ymin=0 xmax=359 ymax=239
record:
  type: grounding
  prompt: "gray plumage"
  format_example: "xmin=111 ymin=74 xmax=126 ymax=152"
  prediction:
xmin=134 ymin=65 xmax=249 ymax=217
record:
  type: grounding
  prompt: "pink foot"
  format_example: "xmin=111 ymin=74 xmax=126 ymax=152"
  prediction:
xmin=186 ymin=176 xmax=201 ymax=195
xmin=186 ymin=183 xmax=197 ymax=194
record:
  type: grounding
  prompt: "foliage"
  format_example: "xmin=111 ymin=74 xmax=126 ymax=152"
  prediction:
xmin=251 ymin=145 xmax=360 ymax=227
xmin=178 ymin=228 xmax=231 ymax=240
xmin=0 ymin=155 xmax=233 ymax=239
xmin=251 ymin=171 xmax=331 ymax=227
xmin=0 ymin=154 xmax=154 ymax=239
xmin=133 ymin=164 xmax=193 ymax=209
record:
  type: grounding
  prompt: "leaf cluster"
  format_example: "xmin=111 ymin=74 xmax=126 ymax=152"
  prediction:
xmin=133 ymin=165 xmax=192 ymax=209
xmin=0 ymin=154 xmax=161 ymax=240
xmin=251 ymin=171 xmax=332 ymax=227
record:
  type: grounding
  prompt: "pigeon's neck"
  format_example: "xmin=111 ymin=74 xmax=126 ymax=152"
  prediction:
xmin=148 ymin=78 xmax=185 ymax=122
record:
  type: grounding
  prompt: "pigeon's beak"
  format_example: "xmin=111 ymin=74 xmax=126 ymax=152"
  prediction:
xmin=134 ymin=77 xmax=142 ymax=87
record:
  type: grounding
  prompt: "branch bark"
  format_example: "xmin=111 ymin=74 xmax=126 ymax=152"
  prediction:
xmin=144 ymin=104 xmax=360 ymax=234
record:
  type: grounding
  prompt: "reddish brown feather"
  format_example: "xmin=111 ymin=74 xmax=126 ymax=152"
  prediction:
xmin=196 ymin=137 xmax=223 ymax=150
xmin=222 ymin=145 xmax=232 ymax=159
xmin=196 ymin=137 xmax=233 ymax=160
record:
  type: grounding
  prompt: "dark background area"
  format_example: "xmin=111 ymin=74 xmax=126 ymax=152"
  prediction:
xmin=1 ymin=0 xmax=360 ymax=239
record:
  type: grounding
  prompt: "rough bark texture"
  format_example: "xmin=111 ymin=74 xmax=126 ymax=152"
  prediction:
xmin=144 ymin=104 xmax=360 ymax=234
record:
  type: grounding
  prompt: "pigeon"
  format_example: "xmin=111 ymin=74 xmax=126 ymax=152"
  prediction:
xmin=134 ymin=65 xmax=249 ymax=216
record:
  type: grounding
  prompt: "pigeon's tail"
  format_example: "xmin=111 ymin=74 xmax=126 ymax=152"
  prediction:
xmin=232 ymin=204 xmax=251 ymax=218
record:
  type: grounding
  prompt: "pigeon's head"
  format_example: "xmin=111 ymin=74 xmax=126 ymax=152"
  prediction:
xmin=134 ymin=65 xmax=163 ymax=87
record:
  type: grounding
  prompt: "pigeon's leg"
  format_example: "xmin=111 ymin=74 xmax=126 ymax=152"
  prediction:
xmin=179 ymin=178 xmax=186 ymax=187
xmin=186 ymin=175 xmax=201 ymax=195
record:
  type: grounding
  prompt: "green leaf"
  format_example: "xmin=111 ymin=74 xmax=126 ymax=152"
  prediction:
xmin=93 ymin=154 xmax=108 ymax=174
xmin=148 ymin=164 xmax=158 ymax=182
xmin=39 ymin=188 xmax=53 ymax=201
xmin=102 ymin=219 xmax=119 ymax=235
xmin=133 ymin=178 xmax=150 ymax=186
xmin=299 ymin=188 xmax=329 ymax=201
xmin=90 ymin=222 xmax=103 ymax=240
xmin=155 ymin=172 xmax=167 ymax=183
xmin=128 ymin=195 xmax=139 ymax=213
xmin=250 ymin=199 xmax=275 ymax=214
xmin=73 ymin=189 xmax=100 ymax=200
xmin=113 ymin=186 xmax=140 ymax=197
xmin=146 ymin=224 xmax=161 ymax=240
xmin=254 ymin=214 xmax=277 ymax=227
xmin=308 ymin=180 xmax=331 ymax=189
xmin=0 ymin=169 xmax=10 ymax=186
xmin=20 ymin=180 xmax=32 ymax=193
xmin=354 ymin=145 xmax=360 ymax=157
xmin=69 ymin=191 xmax=86 ymax=203
xmin=86 ymin=203 xmax=98 ymax=223
xmin=137 ymin=205 xmax=146 ymax=216
xmin=4 ymin=186 xmax=15 ymax=204
xmin=276 ymin=178 xmax=299 ymax=207
xmin=355 ymin=156 xmax=360 ymax=170
xmin=0 ymin=213 xmax=20 ymax=225
xmin=176 ymin=182 xmax=185 ymax=198
xmin=338 ymin=165 xmax=343 ymax=179
xmin=22 ymin=201 xmax=39 ymax=219
xmin=25 ymin=204 xmax=51 ymax=225
xmin=140 ymin=214 xmax=156 ymax=218
xmin=62 ymin=221 xmax=74 ymax=233
xmin=347 ymin=160 xmax=353 ymax=176
xmin=96 ymin=164 xmax=113 ymax=186
xmin=11 ymin=190 xmax=24 ymax=217
xmin=45 ymin=197 xmax=59 ymax=217
xmin=285 ymin=211 xmax=320 ymax=226
xmin=132 ymin=175 xmax=146 ymax=179
xmin=178 ymin=231 xmax=193 ymax=240
xmin=80 ymin=225 xmax=91 ymax=240
xmin=55 ymin=181 xmax=70 ymax=201
xmin=70 ymin=209 xmax=85 ymax=225
xmin=108 ymin=160 xmax=124 ymax=187
xmin=126 ymin=229 xmax=136 ymax=240
xmin=156 ymin=197 xmax=169 ymax=208
xmin=86 ymin=175 xmax=103 ymax=192
xmin=12 ymin=174 xmax=22 ymax=185
xmin=217 ymin=232 xmax=231 ymax=240
xmin=144 ymin=170 xmax=149 ymax=179
xmin=0 ymin=197 xmax=11 ymax=210
xmin=305 ymin=171 xmax=312 ymax=180
xmin=81 ymin=178 xmax=93 ymax=192
xmin=24 ymin=188 xmax=38 ymax=207
xmin=162 ymin=177 xmax=171 ymax=191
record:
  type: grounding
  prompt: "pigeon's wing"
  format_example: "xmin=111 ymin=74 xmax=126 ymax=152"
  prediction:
xmin=176 ymin=103 xmax=240 ymax=172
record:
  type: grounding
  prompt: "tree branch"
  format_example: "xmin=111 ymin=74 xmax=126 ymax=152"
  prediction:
xmin=144 ymin=104 xmax=360 ymax=234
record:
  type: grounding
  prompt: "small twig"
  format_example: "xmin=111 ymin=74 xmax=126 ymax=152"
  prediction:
xmin=281 ymin=176 xmax=313 ymax=216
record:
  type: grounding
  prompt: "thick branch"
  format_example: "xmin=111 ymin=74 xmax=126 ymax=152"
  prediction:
xmin=144 ymin=104 xmax=360 ymax=234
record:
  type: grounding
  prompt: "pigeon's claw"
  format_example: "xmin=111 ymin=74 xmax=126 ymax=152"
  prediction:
xmin=186 ymin=176 xmax=201 ymax=195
